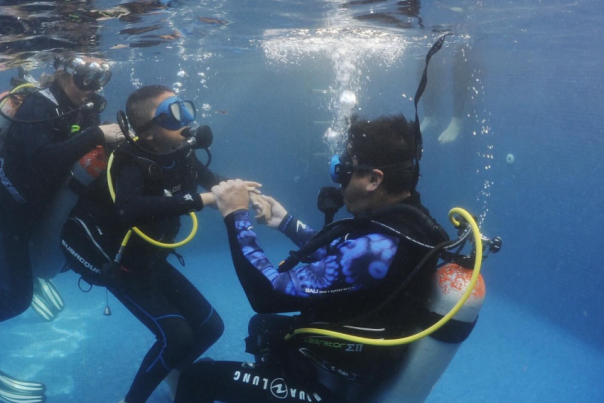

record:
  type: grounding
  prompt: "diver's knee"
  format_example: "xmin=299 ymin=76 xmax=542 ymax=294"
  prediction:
xmin=0 ymin=294 xmax=33 ymax=321
xmin=163 ymin=321 xmax=196 ymax=361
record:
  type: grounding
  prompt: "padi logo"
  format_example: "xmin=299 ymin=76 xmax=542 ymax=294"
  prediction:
xmin=0 ymin=158 xmax=26 ymax=204
xmin=183 ymin=194 xmax=193 ymax=202
xmin=61 ymin=240 xmax=101 ymax=274
xmin=233 ymin=371 xmax=322 ymax=401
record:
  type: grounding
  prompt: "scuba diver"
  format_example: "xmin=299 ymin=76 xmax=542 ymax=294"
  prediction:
xmin=172 ymin=35 xmax=497 ymax=403
xmin=59 ymin=85 xmax=268 ymax=403
xmin=0 ymin=55 xmax=122 ymax=403
xmin=176 ymin=112 xmax=449 ymax=403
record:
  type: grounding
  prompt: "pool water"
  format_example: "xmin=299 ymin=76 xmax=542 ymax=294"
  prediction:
xmin=2 ymin=0 xmax=604 ymax=402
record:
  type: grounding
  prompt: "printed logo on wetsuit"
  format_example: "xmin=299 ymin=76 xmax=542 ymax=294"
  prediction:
xmin=183 ymin=194 xmax=193 ymax=202
xmin=304 ymin=286 xmax=355 ymax=295
xmin=233 ymin=371 xmax=322 ymax=401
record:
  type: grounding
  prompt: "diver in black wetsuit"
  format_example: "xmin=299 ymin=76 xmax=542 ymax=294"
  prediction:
xmin=0 ymin=55 xmax=122 ymax=403
xmin=173 ymin=114 xmax=449 ymax=403
xmin=59 ymin=85 xmax=271 ymax=403
xmin=0 ymin=56 xmax=122 ymax=322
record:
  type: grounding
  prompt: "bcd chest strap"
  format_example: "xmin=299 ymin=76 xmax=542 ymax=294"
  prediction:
xmin=113 ymin=145 xmax=197 ymax=184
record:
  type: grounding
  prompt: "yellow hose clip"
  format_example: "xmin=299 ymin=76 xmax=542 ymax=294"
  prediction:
xmin=284 ymin=207 xmax=483 ymax=346
xmin=107 ymin=152 xmax=198 ymax=249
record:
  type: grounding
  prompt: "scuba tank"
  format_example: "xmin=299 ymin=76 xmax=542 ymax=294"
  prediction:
xmin=372 ymin=262 xmax=486 ymax=403
xmin=30 ymin=146 xmax=108 ymax=279
xmin=372 ymin=235 xmax=501 ymax=403
xmin=285 ymin=189 xmax=502 ymax=403
xmin=0 ymin=82 xmax=40 ymax=152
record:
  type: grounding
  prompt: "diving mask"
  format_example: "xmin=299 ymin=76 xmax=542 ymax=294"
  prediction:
xmin=58 ymin=57 xmax=112 ymax=92
xmin=137 ymin=96 xmax=196 ymax=133
xmin=329 ymin=153 xmax=416 ymax=189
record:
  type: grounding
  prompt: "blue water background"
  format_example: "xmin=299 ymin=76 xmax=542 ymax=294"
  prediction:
xmin=1 ymin=0 xmax=604 ymax=402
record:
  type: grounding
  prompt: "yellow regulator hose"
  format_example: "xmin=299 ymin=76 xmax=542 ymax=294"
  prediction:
xmin=284 ymin=207 xmax=483 ymax=346
xmin=107 ymin=152 xmax=198 ymax=249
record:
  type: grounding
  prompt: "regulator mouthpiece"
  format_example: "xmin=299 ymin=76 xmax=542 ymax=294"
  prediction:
xmin=182 ymin=125 xmax=213 ymax=149
xmin=83 ymin=93 xmax=107 ymax=114
xmin=488 ymin=236 xmax=502 ymax=254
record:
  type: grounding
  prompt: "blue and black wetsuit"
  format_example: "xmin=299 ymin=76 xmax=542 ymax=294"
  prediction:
xmin=175 ymin=192 xmax=447 ymax=403
xmin=60 ymin=143 xmax=224 ymax=403
xmin=0 ymin=84 xmax=103 ymax=322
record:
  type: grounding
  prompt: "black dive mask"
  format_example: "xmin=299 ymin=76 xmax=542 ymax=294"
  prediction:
xmin=56 ymin=57 xmax=112 ymax=92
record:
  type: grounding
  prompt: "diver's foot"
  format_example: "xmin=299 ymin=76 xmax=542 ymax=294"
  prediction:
xmin=30 ymin=278 xmax=65 ymax=321
xmin=0 ymin=369 xmax=46 ymax=403
xmin=163 ymin=369 xmax=181 ymax=402
xmin=438 ymin=117 xmax=462 ymax=144
xmin=420 ymin=116 xmax=438 ymax=133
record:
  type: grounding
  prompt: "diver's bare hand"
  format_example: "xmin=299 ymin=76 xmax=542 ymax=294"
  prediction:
xmin=212 ymin=180 xmax=262 ymax=217
xmin=99 ymin=124 xmax=125 ymax=144
xmin=260 ymin=195 xmax=288 ymax=229
xmin=250 ymin=192 xmax=272 ymax=224
xmin=200 ymin=192 xmax=217 ymax=209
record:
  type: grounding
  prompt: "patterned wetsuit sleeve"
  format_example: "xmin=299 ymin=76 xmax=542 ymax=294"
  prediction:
xmin=278 ymin=214 xmax=317 ymax=247
xmin=277 ymin=214 xmax=327 ymax=260
xmin=225 ymin=210 xmax=399 ymax=313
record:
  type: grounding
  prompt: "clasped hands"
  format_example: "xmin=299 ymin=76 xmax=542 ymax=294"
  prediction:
xmin=201 ymin=180 xmax=288 ymax=228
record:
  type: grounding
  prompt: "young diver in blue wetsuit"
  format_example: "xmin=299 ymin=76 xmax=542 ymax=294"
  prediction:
xmin=0 ymin=56 xmax=122 ymax=403
xmin=59 ymin=85 xmax=269 ymax=403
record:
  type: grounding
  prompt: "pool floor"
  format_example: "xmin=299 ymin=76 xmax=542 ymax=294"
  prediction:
xmin=1 ymin=251 xmax=602 ymax=403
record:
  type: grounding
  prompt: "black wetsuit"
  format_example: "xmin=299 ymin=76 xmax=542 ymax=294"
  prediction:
xmin=60 ymin=143 xmax=224 ymax=403
xmin=0 ymin=84 xmax=103 ymax=322
xmin=175 ymin=192 xmax=447 ymax=403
